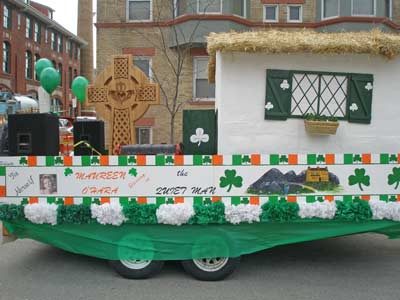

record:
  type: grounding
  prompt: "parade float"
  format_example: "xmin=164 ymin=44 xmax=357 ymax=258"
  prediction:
xmin=2 ymin=30 xmax=400 ymax=281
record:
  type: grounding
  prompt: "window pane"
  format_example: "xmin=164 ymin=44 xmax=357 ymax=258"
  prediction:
xmin=136 ymin=128 xmax=151 ymax=144
xmin=199 ymin=0 xmax=221 ymax=13
xmin=385 ymin=0 xmax=391 ymax=17
xmin=134 ymin=59 xmax=150 ymax=77
xmin=232 ymin=0 xmax=245 ymax=17
xmin=196 ymin=79 xmax=215 ymax=98
xmin=353 ymin=0 xmax=374 ymax=15
xmin=323 ymin=0 xmax=338 ymax=18
xmin=319 ymin=75 xmax=348 ymax=118
xmin=289 ymin=6 xmax=301 ymax=21
xmin=3 ymin=42 xmax=10 ymax=73
xmin=291 ymin=73 xmax=319 ymax=116
xmin=265 ymin=6 xmax=277 ymax=20
xmin=195 ymin=59 xmax=208 ymax=79
xmin=129 ymin=1 xmax=151 ymax=20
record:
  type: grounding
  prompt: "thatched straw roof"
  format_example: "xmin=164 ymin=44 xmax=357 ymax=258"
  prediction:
xmin=207 ymin=30 xmax=400 ymax=83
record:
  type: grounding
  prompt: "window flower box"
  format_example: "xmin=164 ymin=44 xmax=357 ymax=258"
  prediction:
xmin=304 ymin=114 xmax=339 ymax=135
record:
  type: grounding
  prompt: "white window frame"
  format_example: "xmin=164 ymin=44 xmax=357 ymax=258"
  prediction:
xmin=136 ymin=127 xmax=153 ymax=144
xmin=263 ymin=5 xmax=279 ymax=22
xmin=197 ymin=0 xmax=223 ymax=14
xmin=175 ymin=0 xmax=247 ymax=18
xmin=193 ymin=56 xmax=215 ymax=100
xmin=126 ymin=0 xmax=153 ymax=22
xmin=385 ymin=0 xmax=393 ymax=19
xmin=134 ymin=56 xmax=153 ymax=80
xmin=351 ymin=0 xmax=376 ymax=17
xmin=321 ymin=0 xmax=340 ymax=20
xmin=287 ymin=5 xmax=302 ymax=23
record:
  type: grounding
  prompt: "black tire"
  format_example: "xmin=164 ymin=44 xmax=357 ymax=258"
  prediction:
xmin=181 ymin=257 xmax=240 ymax=281
xmin=109 ymin=260 xmax=164 ymax=279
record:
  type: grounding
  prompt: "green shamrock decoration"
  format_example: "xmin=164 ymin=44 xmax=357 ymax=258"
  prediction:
xmin=64 ymin=168 xmax=73 ymax=176
xmin=203 ymin=156 xmax=212 ymax=165
xmin=348 ymin=168 xmax=370 ymax=191
xmin=19 ymin=157 xmax=28 ymax=165
xmin=165 ymin=156 xmax=174 ymax=165
xmin=219 ymin=169 xmax=243 ymax=192
xmin=129 ymin=168 xmax=138 ymax=177
xmin=241 ymin=197 xmax=249 ymax=204
xmin=56 ymin=198 xmax=64 ymax=205
xmin=203 ymin=197 xmax=212 ymax=205
xmin=388 ymin=167 xmax=400 ymax=189
xmin=93 ymin=198 xmax=100 ymax=205
xmin=242 ymin=155 xmax=251 ymax=164
xmin=166 ymin=198 xmax=174 ymax=204
xmin=389 ymin=195 xmax=398 ymax=202
xmin=129 ymin=198 xmax=138 ymax=204
xmin=317 ymin=155 xmax=325 ymax=164
xmin=21 ymin=198 xmax=29 ymax=205
xmin=317 ymin=196 xmax=324 ymax=202
xmin=54 ymin=157 xmax=63 ymax=165
xmin=128 ymin=156 xmax=137 ymax=164
xmin=47 ymin=198 xmax=56 ymax=204
xmin=279 ymin=155 xmax=288 ymax=164
xmin=353 ymin=154 xmax=362 ymax=163
xmin=390 ymin=154 xmax=398 ymax=163
xmin=91 ymin=157 xmax=100 ymax=165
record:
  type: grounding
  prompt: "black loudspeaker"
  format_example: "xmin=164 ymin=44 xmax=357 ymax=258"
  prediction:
xmin=8 ymin=113 xmax=59 ymax=156
xmin=73 ymin=120 xmax=105 ymax=156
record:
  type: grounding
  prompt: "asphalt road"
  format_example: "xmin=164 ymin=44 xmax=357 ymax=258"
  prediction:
xmin=0 ymin=233 xmax=400 ymax=300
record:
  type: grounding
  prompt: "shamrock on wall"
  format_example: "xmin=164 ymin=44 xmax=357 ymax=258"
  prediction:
xmin=348 ymin=168 xmax=370 ymax=191
xmin=316 ymin=155 xmax=325 ymax=164
xmin=390 ymin=154 xmax=398 ymax=163
xmin=19 ymin=157 xmax=28 ymax=166
xmin=91 ymin=157 xmax=100 ymax=165
xmin=203 ymin=156 xmax=212 ymax=165
xmin=64 ymin=168 xmax=73 ymax=176
xmin=129 ymin=168 xmax=138 ymax=177
xmin=190 ymin=128 xmax=209 ymax=147
xmin=219 ymin=169 xmax=243 ymax=192
xmin=128 ymin=156 xmax=137 ymax=164
xmin=54 ymin=157 xmax=64 ymax=165
xmin=388 ymin=167 xmax=400 ymax=189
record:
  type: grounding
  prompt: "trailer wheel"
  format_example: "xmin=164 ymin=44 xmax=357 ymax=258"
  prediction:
xmin=109 ymin=260 xmax=164 ymax=279
xmin=181 ymin=256 xmax=240 ymax=281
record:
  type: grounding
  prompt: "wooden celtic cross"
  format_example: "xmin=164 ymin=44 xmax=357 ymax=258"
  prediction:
xmin=87 ymin=55 xmax=160 ymax=154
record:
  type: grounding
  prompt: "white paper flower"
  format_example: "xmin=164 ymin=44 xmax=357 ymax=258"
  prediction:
xmin=190 ymin=128 xmax=209 ymax=147
xmin=265 ymin=102 xmax=274 ymax=111
xmin=365 ymin=82 xmax=373 ymax=91
xmin=369 ymin=200 xmax=400 ymax=221
xmin=350 ymin=103 xmax=358 ymax=112
xmin=91 ymin=203 xmax=126 ymax=226
xmin=156 ymin=204 xmax=194 ymax=226
xmin=24 ymin=203 xmax=58 ymax=225
xmin=280 ymin=80 xmax=290 ymax=90
xmin=224 ymin=204 xmax=262 ymax=225
xmin=298 ymin=201 xmax=337 ymax=219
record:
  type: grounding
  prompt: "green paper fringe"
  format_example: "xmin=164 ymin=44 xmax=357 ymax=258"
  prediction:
xmin=57 ymin=205 xmax=92 ymax=225
xmin=335 ymin=200 xmax=372 ymax=221
xmin=122 ymin=203 xmax=158 ymax=224
xmin=0 ymin=204 xmax=25 ymax=222
xmin=260 ymin=200 xmax=300 ymax=222
xmin=188 ymin=202 xmax=226 ymax=225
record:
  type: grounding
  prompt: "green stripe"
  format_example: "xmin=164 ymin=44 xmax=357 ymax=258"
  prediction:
xmin=46 ymin=156 xmax=55 ymax=167
xmin=81 ymin=156 xmax=91 ymax=166
xmin=231 ymin=196 xmax=241 ymax=205
xmin=156 ymin=197 xmax=166 ymax=205
xmin=380 ymin=154 xmax=389 ymax=164
xmin=83 ymin=197 xmax=92 ymax=206
xmin=118 ymin=156 xmax=128 ymax=166
xmin=270 ymin=154 xmax=279 ymax=165
xmin=306 ymin=196 xmax=316 ymax=203
xmin=0 ymin=166 xmax=5 ymax=176
xmin=119 ymin=197 xmax=129 ymax=205
xmin=232 ymin=155 xmax=242 ymax=166
xmin=156 ymin=155 xmax=165 ymax=166
xmin=344 ymin=154 xmax=353 ymax=164
xmin=193 ymin=155 xmax=203 ymax=166
xmin=307 ymin=154 xmax=316 ymax=165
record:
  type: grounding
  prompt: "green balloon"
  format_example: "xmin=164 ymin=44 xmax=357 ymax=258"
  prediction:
xmin=40 ymin=67 xmax=60 ymax=94
xmin=71 ymin=76 xmax=89 ymax=103
xmin=34 ymin=58 xmax=53 ymax=80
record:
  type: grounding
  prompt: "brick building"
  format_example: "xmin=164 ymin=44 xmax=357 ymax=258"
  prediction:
xmin=95 ymin=0 xmax=400 ymax=145
xmin=0 ymin=0 xmax=87 ymax=117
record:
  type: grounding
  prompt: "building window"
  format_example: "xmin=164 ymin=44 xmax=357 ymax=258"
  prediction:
xmin=74 ymin=45 xmax=79 ymax=59
xmin=264 ymin=69 xmax=373 ymax=124
xmin=34 ymin=54 xmax=40 ymax=80
xmin=58 ymin=36 xmax=63 ymax=53
xmin=2 ymin=42 xmax=11 ymax=73
xmin=134 ymin=57 xmax=152 ymax=78
xmin=26 ymin=17 xmax=32 ymax=39
xmin=127 ymin=0 xmax=152 ymax=21
xmin=352 ymin=0 xmax=375 ymax=16
xmin=322 ymin=0 xmax=339 ymax=19
xmin=51 ymin=32 xmax=56 ymax=50
xmin=25 ymin=51 xmax=33 ymax=79
xmin=384 ymin=0 xmax=392 ymax=18
xmin=264 ymin=5 xmax=278 ymax=22
xmin=66 ymin=40 xmax=71 ymax=56
xmin=136 ymin=127 xmax=152 ymax=144
xmin=198 ymin=0 xmax=222 ymax=14
xmin=34 ymin=22 xmax=41 ymax=43
xmin=287 ymin=5 xmax=302 ymax=22
xmin=74 ymin=69 xmax=78 ymax=78
xmin=3 ymin=5 xmax=11 ymax=29
xmin=193 ymin=57 xmax=215 ymax=99
xmin=51 ymin=98 xmax=63 ymax=114
xmin=68 ymin=67 xmax=73 ymax=88
xmin=45 ymin=28 xmax=48 ymax=43
xmin=58 ymin=63 xmax=63 ymax=86
xmin=17 ymin=14 xmax=21 ymax=30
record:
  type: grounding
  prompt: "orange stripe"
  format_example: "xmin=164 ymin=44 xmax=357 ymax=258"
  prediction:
xmin=362 ymin=154 xmax=371 ymax=164
xmin=28 ymin=156 xmax=37 ymax=166
xmin=251 ymin=154 xmax=261 ymax=165
xmin=101 ymin=197 xmax=110 ymax=204
xmin=397 ymin=195 xmax=400 ymax=202
xmin=174 ymin=155 xmax=184 ymax=166
xmin=100 ymin=156 xmax=109 ymax=166
xmin=29 ymin=197 xmax=39 ymax=204
xmin=64 ymin=197 xmax=74 ymax=206
xmin=250 ymin=196 xmax=260 ymax=205
xmin=212 ymin=155 xmax=223 ymax=165
xmin=361 ymin=195 xmax=370 ymax=201
xmin=288 ymin=154 xmax=298 ymax=165
xmin=324 ymin=195 xmax=334 ymax=202
xmin=325 ymin=154 xmax=335 ymax=165
xmin=138 ymin=197 xmax=147 ymax=204
xmin=287 ymin=196 xmax=297 ymax=203
xmin=63 ymin=156 xmax=73 ymax=166
xmin=137 ymin=155 xmax=146 ymax=166
xmin=174 ymin=197 xmax=184 ymax=204
xmin=0 ymin=186 xmax=6 ymax=197
xmin=212 ymin=196 xmax=222 ymax=203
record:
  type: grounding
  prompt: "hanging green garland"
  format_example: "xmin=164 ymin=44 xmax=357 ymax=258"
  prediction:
xmin=122 ymin=203 xmax=158 ymax=224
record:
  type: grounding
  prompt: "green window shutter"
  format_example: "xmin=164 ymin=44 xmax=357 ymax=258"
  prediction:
xmin=265 ymin=69 xmax=292 ymax=120
xmin=348 ymin=74 xmax=373 ymax=124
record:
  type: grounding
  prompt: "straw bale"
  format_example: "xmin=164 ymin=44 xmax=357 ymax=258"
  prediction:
xmin=207 ymin=29 xmax=400 ymax=83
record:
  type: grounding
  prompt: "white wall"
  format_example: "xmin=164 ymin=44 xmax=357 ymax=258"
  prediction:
xmin=216 ymin=52 xmax=400 ymax=154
